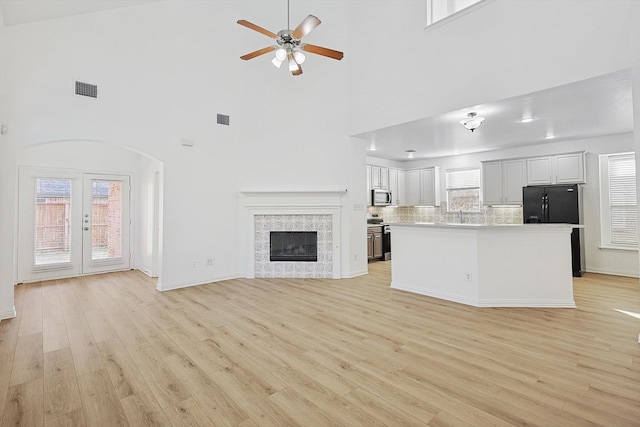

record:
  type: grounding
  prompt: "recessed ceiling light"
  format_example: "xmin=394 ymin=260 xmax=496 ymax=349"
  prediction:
xmin=545 ymin=134 xmax=556 ymax=140
xmin=518 ymin=117 xmax=536 ymax=123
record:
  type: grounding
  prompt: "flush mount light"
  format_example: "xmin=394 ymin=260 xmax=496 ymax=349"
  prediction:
xmin=460 ymin=112 xmax=485 ymax=132
xmin=405 ymin=149 xmax=416 ymax=159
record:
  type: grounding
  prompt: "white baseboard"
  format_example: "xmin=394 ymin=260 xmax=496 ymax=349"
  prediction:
xmin=0 ymin=306 xmax=17 ymax=321
xmin=157 ymin=273 xmax=241 ymax=292
xmin=584 ymin=268 xmax=639 ymax=279
xmin=342 ymin=268 xmax=368 ymax=278
xmin=391 ymin=281 xmax=576 ymax=308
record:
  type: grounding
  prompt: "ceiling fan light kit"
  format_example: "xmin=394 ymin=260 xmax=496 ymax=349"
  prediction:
xmin=237 ymin=0 xmax=344 ymax=76
xmin=460 ymin=112 xmax=485 ymax=132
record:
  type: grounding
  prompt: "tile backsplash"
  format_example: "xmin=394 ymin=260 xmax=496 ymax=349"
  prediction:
xmin=368 ymin=203 xmax=523 ymax=225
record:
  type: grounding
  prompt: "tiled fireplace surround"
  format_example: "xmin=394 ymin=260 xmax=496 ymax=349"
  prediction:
xmin=241 ymin=191 xmax=344 ymax=279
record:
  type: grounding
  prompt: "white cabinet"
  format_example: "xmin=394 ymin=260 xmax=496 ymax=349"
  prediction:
xmin=405 ymin=167 xmax=440 ymax=206
xmin=388 ymin=169 xmax=406 ymax=206
xmin=527 ymin=156 xmax=554 ymax=185
xmin=556 ymin=153 xmax=585 ymax=183
xmin=482 ymin=161 xmax=503 ymax=205
xmin=503 ymin=159 xmax=526 ymax=204
xmin=483 ymin=159 xmax=526 ymax=205
xmin=526 ymin=152 xmax=585 ymax=185
xmin=369 ymin=166 xmax=389 ymax=190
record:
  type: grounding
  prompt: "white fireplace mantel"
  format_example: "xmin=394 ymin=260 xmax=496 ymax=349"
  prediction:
xmin=240 ymin=190 xmax=347 ymax=208
xmin=240 ymin=191 xmax=345 ymax=279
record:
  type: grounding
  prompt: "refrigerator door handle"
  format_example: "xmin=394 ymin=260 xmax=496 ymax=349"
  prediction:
xmin=543 ymin=194 xmax=549 ymax=222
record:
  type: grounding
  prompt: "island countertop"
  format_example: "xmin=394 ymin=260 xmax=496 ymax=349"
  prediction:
xmin=389 ymin=221 xmax=577 ymax=308
xmin=387 ymin=222 xmax=582 ymax=230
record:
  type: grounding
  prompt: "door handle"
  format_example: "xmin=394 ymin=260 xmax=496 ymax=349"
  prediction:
xmin=84 ymin=227 xmax=89 ymax=231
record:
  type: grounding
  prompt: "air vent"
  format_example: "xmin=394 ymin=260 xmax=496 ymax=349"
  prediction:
xmin=75 ymin=81 xmax=97 ymax=98
xmin=217 ymin=114 xmax=230 ymax=126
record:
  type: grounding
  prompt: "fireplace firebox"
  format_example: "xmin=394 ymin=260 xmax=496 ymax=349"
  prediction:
xmin=270 ymin=231 xmax=318 ymax=262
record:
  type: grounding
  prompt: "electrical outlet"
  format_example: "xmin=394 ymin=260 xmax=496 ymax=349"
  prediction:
xmin=191 ymin=261 xmax=197 ymax=268
xmin=206 ymin=258 xmax=214 ymax=266
xmin=465 ymin=273 xmax=472 ymax=282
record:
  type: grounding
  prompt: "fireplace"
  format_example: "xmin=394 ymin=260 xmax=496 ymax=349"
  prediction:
xmin=270 ymin=231 xmax=318 ymax=262
xmin=241 ymin=190 xmax=345 ymax=278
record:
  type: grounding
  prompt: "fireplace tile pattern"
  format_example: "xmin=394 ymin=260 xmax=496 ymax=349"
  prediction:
xmin=255 ymin=214 xmax=333 ymax=278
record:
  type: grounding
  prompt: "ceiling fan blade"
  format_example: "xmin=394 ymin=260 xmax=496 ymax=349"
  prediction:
xmin=240 ymin=46 xmax=276 ymax=60
xmin=237 ymin=19 xmax=278 ymax=39
xmin=292 ymin=66 xmax=303 ymax=76
xmin=302 ymin=44 xmax=344 ymax=61
xmin=292 ymin=15 xmax=321 ymax=39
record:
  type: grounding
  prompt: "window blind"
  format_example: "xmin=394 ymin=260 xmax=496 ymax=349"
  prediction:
xmin=446 ymin=169 xmax=480 ymax=190
xmin=608 ymin=153 xmax=638 ymax=246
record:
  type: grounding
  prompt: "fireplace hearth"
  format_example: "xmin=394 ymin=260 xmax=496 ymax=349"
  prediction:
xmin=270 ymin=231 xmax=318 ymax=262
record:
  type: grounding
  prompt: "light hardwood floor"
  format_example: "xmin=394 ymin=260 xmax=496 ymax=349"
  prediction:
xmin=1 ymin=262 xmax=639 ymax=426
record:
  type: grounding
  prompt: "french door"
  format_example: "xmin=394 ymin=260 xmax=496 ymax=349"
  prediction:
xmin=18 ymin=169 xmax=131 ymax=282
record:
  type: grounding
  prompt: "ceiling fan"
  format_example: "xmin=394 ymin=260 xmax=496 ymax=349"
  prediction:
xmin=237 ymin=0 xmax=344 ymax=76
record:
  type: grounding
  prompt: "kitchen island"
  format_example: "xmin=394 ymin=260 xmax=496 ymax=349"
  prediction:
xmin=389 ymin=223 xmax=579 ymax=308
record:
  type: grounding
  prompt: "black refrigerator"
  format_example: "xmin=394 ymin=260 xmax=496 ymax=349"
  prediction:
xmin=522 ymin=184 xmax=583 ymax=277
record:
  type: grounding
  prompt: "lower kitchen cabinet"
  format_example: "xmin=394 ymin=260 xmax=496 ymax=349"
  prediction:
xmin=367 ymin=226 xmax=383 ymax=261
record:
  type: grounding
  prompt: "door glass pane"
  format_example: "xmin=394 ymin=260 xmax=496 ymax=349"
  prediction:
xmin=35 ymin=178 xmax=72 ymax=265
xmin=92 ymin=180 xmax=122 ymax=260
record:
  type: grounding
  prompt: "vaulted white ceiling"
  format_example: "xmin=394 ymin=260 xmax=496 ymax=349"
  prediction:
xmin=0 ymin=1 xmax=634 ymax=162
xmin=0 ymin=0 xmax=159 ymax=26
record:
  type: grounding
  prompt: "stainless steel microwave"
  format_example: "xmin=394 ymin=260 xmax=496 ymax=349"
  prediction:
xmin=371 ymin=189 xmax=393 ymax=206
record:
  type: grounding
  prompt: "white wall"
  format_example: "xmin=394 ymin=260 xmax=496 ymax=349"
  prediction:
xmin=349 ymin=0 xmax=639 ymax=136
xmin=370 ymin=133 xmax=638 ymax=277
xmin=0 ymin=0 xmax=364 ymax=320
xmin=2 ymin=1 xmax=640 ymax=320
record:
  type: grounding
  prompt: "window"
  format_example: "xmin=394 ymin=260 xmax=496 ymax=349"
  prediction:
xmin=426 ymin=0 xmax=486 ymax=26
xmin=600 ymin=153 xmax=638 ymax=249
xmin=446 ymin=168 xmax=480 ymax=212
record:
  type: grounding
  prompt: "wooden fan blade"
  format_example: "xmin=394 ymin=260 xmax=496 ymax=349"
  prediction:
xmin=237 ymin=19 xmax=278 ymax=39
xmin=302 ymin=44 xmax=344 ymax=60
xmin=240 ymin=46 xmax=276 ymax=60
xmin=292 ymin=15 xmax=321 ymax=39
xmin=292 ymin=66 xmax=303 ymax=76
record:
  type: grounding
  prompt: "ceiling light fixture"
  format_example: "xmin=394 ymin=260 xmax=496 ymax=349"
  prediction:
xmin=460 ymin=112 xmax=485 ymax=132
xmin=518 ymin=117 xmax=536 ymax=123
xmin=405 ymin=149 xmax=416 ymax=159
xmin=545 ymin=134 xmax=556 ymax=140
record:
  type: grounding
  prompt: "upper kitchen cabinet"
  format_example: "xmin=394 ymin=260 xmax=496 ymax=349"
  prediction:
xmin=389 ymin=168 xmax=406 ymax=206
xmin=482 ymin=159 xmax=526 ymax=205
xmin=527 ymin=152 xmax=585 ymax=185
xmin=406 ymin=167 xmax=440 ymax=206
xmin=370 ymin=166 xmax=389 ymax=190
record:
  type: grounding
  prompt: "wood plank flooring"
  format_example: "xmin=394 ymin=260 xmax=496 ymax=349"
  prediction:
xmin=1 ymin=263 xmax=639 ymax=426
